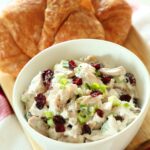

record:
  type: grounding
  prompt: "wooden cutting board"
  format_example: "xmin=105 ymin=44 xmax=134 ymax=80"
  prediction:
xmin=0 ymin=27 xmax=150 ymax=150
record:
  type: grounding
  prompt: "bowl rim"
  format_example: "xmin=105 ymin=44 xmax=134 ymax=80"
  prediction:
xmin=13 ymin=39 xmax=150 ymax=146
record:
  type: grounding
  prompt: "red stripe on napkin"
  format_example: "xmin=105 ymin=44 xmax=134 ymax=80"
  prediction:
xmin=0 ymin=87 xmax=13 ymax=121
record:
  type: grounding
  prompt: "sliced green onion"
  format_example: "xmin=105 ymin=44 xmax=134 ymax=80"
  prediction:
xmin=108 ymin=96 xmax=121 ymax=107
xmin=122 ymin=101 xmax=134 ymax=108
xmin=90 ymin=83 xmax=107 ymax=94
xmin=95 ymin=71 xmax=101 ymax=77
xmin=58 ymin=75 xmax=68 ymax=88
xmin=75 ymin=88 xmax=83 ymax=96
xmin=114 ymin=76 xmax=124 ymax=83
xmin=60 ymin=78 xmax=68 ymax=85
xmin=75 ymin=65 xmax=82 ymax=75
xmin=84 ymin=83 xmax=91 ymax=90
xmin=90 ymin=83 xmax=100 ymax=90
xmin=47 ymin=119 xmax=54 ymax=127
xmin=88 ymin=106 xmax=96 ymax=116
xmin=44 ymin=111 xmax=53 ymax=119
xmin=77 ymin=104 xmax=98 ymax=124
xmin=77 ymin=115 xmax=88 ymax=124
xmin=62 ymin=60 xmax=69 ymax=68
xmin=80 ymin=104 xmax=87 ymax=109
xmin=98 ymin=84 xmax=107 ymax=93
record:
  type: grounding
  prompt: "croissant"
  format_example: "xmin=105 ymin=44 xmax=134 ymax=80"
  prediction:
xmin=92 ymin=0 xmax=132 ymax=44
xmin=55 ymin=8 xmax=105 ymax=43
xmin=0 ymin=19 xmax=29 ymax=77
xmin=0 ymin=0 xmax=132 ymax=77
xmin=38 ymin=0 xmax=82 ymax=50
xmin=2 ymin=0 xmax=46 ymax=57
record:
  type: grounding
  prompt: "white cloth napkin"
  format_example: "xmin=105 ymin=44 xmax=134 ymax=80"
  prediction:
xmin=0 ymin=1 xmax=150 ymax=150
xmin=133 ymin=8 xmax=150 ymax=45
xmin=0 ymin=115 xmax=32 ymax=150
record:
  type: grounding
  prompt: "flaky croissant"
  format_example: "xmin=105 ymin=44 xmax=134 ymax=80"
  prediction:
xmin=92 ymin=0 xmax=132 ymax=44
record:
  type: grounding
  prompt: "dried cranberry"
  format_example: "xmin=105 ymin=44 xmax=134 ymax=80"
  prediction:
xmin=125 ymin=73 xmax=136 ymax=86
xmin=91 ymin=63 xmax=100 ymax=70
xmin=90 ymin=90 xmax=101 ymax=97
xmin=101 ymin=74 xmax=112 ymax=84
xmin=96 ymin=109 xmax=104 ymax=118
xmin=91 ymin=63 xmax=104 ymax=70
xmin=55 ymin=124 xmax=65 ymax=132
xmin=82 ymin=124 xmax=91 ymax=135
xmin=53 ymin=115 xmax=66 ymax=125
xmin=35 ymin=93 xmax=46 ymax=109
xmin=72 ymin=77 xmax=82 ymax=86
xmin=42 ymin=69 xmax=53 ymax=89
xmin=120 ymin=94 xmax=131 ymax=102
xmin=69 ymin=60 xmax=77 ymax=69
xmin=115 ymin=115 xmax=124 ymax=122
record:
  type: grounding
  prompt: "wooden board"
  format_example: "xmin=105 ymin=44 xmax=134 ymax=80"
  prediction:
xmin=0 ymin=26 xmax=150 ymax=150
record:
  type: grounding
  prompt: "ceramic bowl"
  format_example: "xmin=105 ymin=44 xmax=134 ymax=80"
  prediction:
xmin=13 ymin=39 xmax=150 ymax=150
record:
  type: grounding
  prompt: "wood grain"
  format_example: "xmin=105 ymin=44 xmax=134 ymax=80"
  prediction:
xmin=124 ymin=28 xmax=150 ymax=150
xmin=0 ymin=27 xmax=150 ymax=150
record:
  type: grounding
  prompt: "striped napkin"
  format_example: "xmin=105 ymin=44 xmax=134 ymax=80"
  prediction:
xmin=0 ymin=87 xmax=13 ymax=121
xmin=0 ymin=87 xmax=32 ymax=150
xmin=0 ymin=0 xmax=150 ymax=150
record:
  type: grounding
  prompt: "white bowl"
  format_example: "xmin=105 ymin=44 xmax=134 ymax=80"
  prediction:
xmin=13 ymin=39 xmax=150 ymax=150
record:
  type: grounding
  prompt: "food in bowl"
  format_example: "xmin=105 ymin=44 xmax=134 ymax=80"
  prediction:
xmin=21 ymin=55 xmax=140 ymax=143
